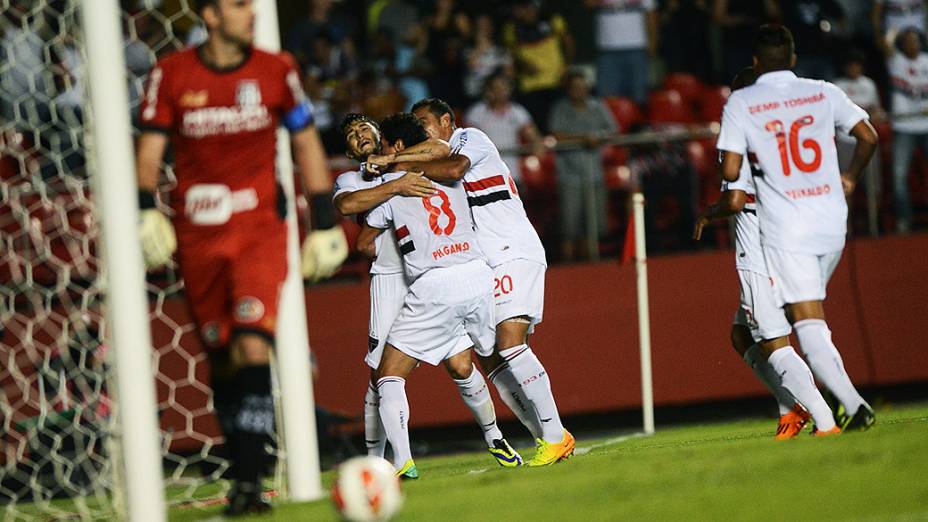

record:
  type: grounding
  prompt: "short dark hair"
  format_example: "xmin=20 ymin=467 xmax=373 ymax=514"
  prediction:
xmin=380 ymin=113 xmax=429 ymax=148
xmin=411 ymin=98 xmax=455 ymax=126
xmin=339 ymin=113 xmax=379 ymax=140
xmin=753 ymin=24 xmax=795 ymax=71
xmin=564 ymin=69 xmax=588 ymax=86
xmin=731 ymin=67 xmax=758 ymax=91
xmin=192 ymin=0 xmax=218 ymax=15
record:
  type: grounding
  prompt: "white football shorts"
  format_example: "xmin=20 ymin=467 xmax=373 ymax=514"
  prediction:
xmin=386 ymin=259 xmax=496 ymax=366
xmin=734 ymin=269 xmax=792 ymax=342
xmin=763 ymin=246 xmax=842 ymax=304
xmin=493 ymin=259 xmax=545 ymax=331
xmin=365 ymin=272 xmax=471 ymax=369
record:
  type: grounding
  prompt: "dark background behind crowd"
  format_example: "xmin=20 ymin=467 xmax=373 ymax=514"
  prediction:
xmin=3 ymin=0 xmax=928 ymax=272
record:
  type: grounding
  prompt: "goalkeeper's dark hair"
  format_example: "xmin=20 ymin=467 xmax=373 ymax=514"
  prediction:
xmin=753 ymin=24 xmax=795 ymax=71
xmin=192 ymin=0 xmax=218 ymax=15
xmin=339 ymin=113 xmax=379 ymax=139
xmin=410 ymin=98 xmax=455 ymax=126
xmin=380 ymin=113 xmax=429 ymax=148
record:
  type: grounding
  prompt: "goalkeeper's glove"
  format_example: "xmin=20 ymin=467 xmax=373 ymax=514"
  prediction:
xmin=138 ymin=191 xmax=176 ymax=270
xmin=300 ymin=192 xmax=348 ymax=282
xmin=301 ymin=226 xmax=349 ymax=282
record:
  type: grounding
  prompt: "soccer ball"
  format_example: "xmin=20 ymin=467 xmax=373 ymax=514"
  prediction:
xmin=331 ymin=456 xmax=404 ymax=522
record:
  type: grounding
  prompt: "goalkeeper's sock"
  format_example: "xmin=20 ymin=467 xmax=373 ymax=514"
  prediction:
xmin=231 ymin=365 xmax=275 ymax=484
xmin=794 ymin=319 xmax=868 ymax=415
xmin=498 ymin=345 xmax=564 ymax=443
xmin=767 ymin=347 xmax=836 ymax=431
xmin=364 ymin=382 xmax=387 ymax=457
xmin=453 ymin=364 xmax=504 ymax=446
xmin=489 ymin=361 xmax=542 ymax=440
xmin=743 ymin=343 xmax=795 ymax=416
xmin=377 ymin=377 xmax=412 ymax=470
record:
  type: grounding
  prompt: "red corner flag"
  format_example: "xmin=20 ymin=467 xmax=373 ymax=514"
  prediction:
xmin=620 ymin=213 xmax=635 ymax=265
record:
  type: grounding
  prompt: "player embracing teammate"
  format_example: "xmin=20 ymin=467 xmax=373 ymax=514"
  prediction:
xmin=366 ymin=99 xmax=574 ymax=465
xmin=713 ymin=25 xmax=879 ymax=436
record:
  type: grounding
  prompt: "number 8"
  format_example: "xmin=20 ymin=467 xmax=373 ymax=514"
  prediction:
xmin=422 ymin=189 xmax=457 ymax=236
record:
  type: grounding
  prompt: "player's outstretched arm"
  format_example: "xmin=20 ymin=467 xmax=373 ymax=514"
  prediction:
xmin=394 ymin=154 xmax=471 ymax=183
xmin=135 ymin=132 xmax=176 ymax=270
xmin=356 ymin=224 xmax=386 ymax=259
xmin=693 ymin=190 xmax=747 ymax=240
xmin=367 ymin=138 xmax=450 ymax=170
xmin=335 ymin=173 xmax=435 ymax=216
xmin=841 ymin=119 xmax=879 ymax=195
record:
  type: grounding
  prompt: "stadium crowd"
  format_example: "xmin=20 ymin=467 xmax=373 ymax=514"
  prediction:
xmin=2 ymin=0 xmax=927 ymax=266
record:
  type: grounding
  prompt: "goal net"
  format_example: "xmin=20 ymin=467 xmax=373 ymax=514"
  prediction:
xmin=0 ymin=1 xmax=312 ymax=519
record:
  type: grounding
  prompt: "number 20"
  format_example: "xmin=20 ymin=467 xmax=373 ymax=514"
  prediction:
xmin=494 ymin=275 xmax=512 ymax=297
xmin=764 ymin=115 xmax=822 ymax=176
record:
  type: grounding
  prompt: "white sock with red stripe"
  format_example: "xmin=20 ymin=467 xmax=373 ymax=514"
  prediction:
xmin=453 ymin=364 xmax=503 ymax=446
xmin=363 ymin=382 xmax=386 ymax=457
xmin=377 ymin=377 xmax=412 ymax=469
xmin=767 ymin=347 xmax=836 ymax=431
xmin=794 ymin=319 xmax=868 ymax=415
xmin=498 ymin=344 xmax=565 ymax=443
xmin=743 ymin=344 xmax=795 ymax=416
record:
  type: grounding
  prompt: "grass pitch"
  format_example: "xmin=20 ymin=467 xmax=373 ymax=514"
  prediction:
xmin=171 ymin=401 xmax=928 ymax=521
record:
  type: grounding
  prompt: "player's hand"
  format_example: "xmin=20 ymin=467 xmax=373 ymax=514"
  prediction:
xmin=840 ymin=174 xmax=856 ymax=196
xmin=367 ymin=153 xmax=394 ymax=170
xmin=393 ymin=171 xmax=436 ymax=198
xmin=693 ymin=214 xmax=711 ymax=241
xmin=301 ymin=227 xmax=349 ymax=282
xmin=360 ymin=161 xmax=381 ymax=176
xmin=139 ymin=208 xmax=176 ymax=270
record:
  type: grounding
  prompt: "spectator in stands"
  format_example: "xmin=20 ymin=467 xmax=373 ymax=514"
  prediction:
xmin=464 ymin=14 xmax=513 ymax=104
xmin=835 ymin=51 xmax=884 ymax=224
xmin=368 ymin=0 xmax=420 ymax=48
xmin=423 ymin=0 xmax=471 ymax=109
xmin=887 ymin=28 xmax=928 ymax=233
xmin=872 ymin=0 xmax=927 ymax=56
xmin=503 ymin=0 xmax=574 ymax=133
xmin=464 ymin=72 xmax=544 ymax=189
xmin=780 ymin=0 xmax=846 ymax=80
xmin=548 ymin=70 xmax=617 ymax=261
xmin=284 ymin=0 xmax=356 ymax=73
xmin=592 ymin=0 xmax=657 ymax=103
xmin=713 ymin=0 xmax=779 ymax=83
xmin=659 ymin=0 xmax=713 ymax=83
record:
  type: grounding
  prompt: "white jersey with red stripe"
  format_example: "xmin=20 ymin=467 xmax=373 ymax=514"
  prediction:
xmin=366 ymin=172 xmax=487 ymax=282
xmin=717 ymin=70 xmax=867 ymax=255
xmin=721 ymin=151 xmax=766 ymax=275
xmin=333 ymin=169 xmax=403 ymax=276
xmin=450 ymin=127 xmax=547 ymax=267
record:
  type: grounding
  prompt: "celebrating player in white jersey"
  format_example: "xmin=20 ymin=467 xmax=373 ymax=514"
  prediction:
xmin=355 ymin=113 xmax=502 ymax=478
xmin=334 ymin=114 xmax=522 ymax=472
xmin=717 ymin=25 xmax=880 ymax=432
xmin=695 ymin=67 xmax=808 ymax=440
xmin=368 ymin=98 xmax=574 ymax=466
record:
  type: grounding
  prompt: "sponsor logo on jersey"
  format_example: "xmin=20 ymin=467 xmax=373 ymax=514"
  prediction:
xmin=234 ymin=296 xmax=265 ymax=323
xmin=236 ymin=80 xmax=262 ymax=108
xmin=179 ymin=90 xmax=209 ymax=108
xmin=181 ymin=105 xmax=272 ymax=138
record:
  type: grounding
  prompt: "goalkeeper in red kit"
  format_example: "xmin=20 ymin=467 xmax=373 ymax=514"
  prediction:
xmin=134 ymin=0 xmax=347 ymax=515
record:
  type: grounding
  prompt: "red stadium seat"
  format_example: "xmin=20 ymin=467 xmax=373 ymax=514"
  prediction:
xmin=520 ymin=151 xmax=557 ymax=192
xmin=698 ymin=85 xmax=732 ymax=123
xmin=662 ymin=73 xmax=704 ymax=106
xmin=604 ymin=96 xmax=644 ymax=132
xmin=648 ymin=89 xmax=696 ymax=125
xmin=686 ymin=140 xmax=716 ymax=179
